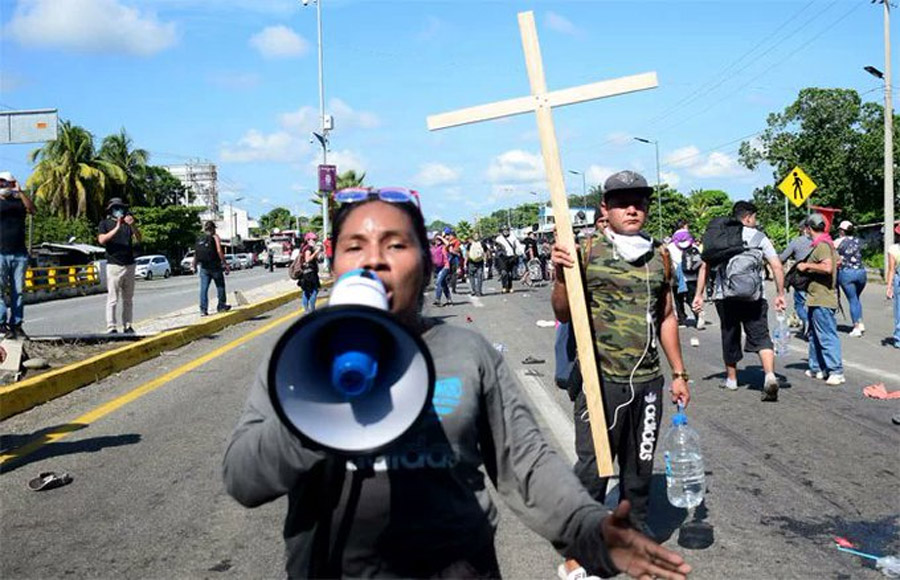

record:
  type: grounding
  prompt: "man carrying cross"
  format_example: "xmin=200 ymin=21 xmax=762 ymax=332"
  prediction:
xmin=552 ymin=172 xmax=690 ymax=570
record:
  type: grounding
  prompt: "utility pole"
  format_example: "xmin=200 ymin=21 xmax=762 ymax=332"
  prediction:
xmin=881 ymin=0 xmax=894 ymax=275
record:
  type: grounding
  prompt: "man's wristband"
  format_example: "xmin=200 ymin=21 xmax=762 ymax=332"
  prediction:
xmin=672 ymin=371 xmax=690 ymax=381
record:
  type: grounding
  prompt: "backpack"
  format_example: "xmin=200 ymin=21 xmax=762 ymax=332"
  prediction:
xmin=289 ymin=251 xmax=305 ymax=280
xmin=195 ymin=234 xmax=218 ymax=267
xmin=681 ymin=245 xmax=702 ymax=274
xmin=719 ymin=230 xmax=766 ymax=301
xmin=468 ymin=241 xmax=484 ymax=262
xmin=701 ymin=217 xmax=745 ymax=267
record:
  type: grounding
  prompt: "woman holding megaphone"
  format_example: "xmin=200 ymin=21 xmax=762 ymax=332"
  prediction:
xmin=223 ymin=188 xmax=691 ymax=580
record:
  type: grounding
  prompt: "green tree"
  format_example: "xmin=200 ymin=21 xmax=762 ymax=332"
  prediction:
xmin=643 ymin=184 xmax=689 ymax=238
xmin=138 ymin=166 xmax=190 ymax=207
xmin=455 ymin=220 xmax=472 ymax=240
xmin=27 ymin=120 xmax=126 ymax=222
xmin=336 ymin=170 xmax=366 ymax=190
xmin=98 ymin=128 xmax=149 ymax=205
xmin=427 ymin=219 xmax=453 ymax=233
xmin=739 ymin=87 xmax=899 ymax=225
xmin=131 ymin=205 xmax=203 ymax=263
xmin=259 ymin=207 xmax=294 ymax=232
xmin=27 ymin=197 xmax=95 ymax=247
xmin=687 ymin=189 xmax=732 ymax=234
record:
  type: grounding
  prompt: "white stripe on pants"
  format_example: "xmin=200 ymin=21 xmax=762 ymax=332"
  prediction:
xmin=106 ymin=263 xmax=136 ymax=330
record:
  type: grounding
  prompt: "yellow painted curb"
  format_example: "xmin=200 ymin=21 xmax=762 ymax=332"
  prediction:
xmin=0 ymin=282 xmax=329 ymax=421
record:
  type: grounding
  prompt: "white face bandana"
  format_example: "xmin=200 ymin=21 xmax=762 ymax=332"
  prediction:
xmin=606 ymin=229 xmax=654 ymax=263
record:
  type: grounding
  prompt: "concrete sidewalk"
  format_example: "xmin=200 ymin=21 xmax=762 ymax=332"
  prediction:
xmin=1 ymin=276 xmax=331 ymax=420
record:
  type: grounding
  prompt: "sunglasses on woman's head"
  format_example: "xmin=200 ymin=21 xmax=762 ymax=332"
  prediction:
xmin=333 ymin=187 xmax=421 ymax=209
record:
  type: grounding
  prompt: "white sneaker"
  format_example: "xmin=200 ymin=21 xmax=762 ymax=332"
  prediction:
xmin=825 ymin=373 xmax=846 ymax=386
xmin=557 ymin=564 xmax=599 ymax=580
xmin=849 ymin=327 xmax=863 ymax=337
xmin=805 ymin=370 xmax=825 ymax=380
xmin=859 ymin=322 xmax=866 ymax=333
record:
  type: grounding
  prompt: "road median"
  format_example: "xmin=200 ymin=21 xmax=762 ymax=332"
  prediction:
xmin=0 ymin=287 xmax=303 ymax=420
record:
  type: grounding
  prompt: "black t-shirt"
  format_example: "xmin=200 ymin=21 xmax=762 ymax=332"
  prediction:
xmin=98 ymin=218 xmax=137 ymax=266
xmin=524 ymin=237 xmax=538 ymax=259
xmin=0 ymin=196 xmax=28 ymax=254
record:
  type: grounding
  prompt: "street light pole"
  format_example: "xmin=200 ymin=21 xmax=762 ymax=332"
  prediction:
xmin=303 ymin=0 xmax=330 ymax=270
xmin=877 ymin=0 xmax=894 ymax=275
xmin=568 ymin=169 xmax=587 ymax=209
xmin=635 ymin=137 xmax=663 ymax=239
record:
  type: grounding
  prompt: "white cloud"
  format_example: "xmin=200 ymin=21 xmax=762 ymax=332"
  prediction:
xmin=329 ymin=98 xmax=381 ymax=130
xmin=318 ymin=149 xmax=368 ymax=175
xmin=664 ymin=145 xmax=747 ymax=178
xmin=280 ymin=99 xmax=380 ymax=132
xmin=249 ymin=25 xmax=308 ymax=59
xmin=413 ymin=163 xmax=460 ymax=187
xmin=220 ymin=130 xmax=307 ymax=163
xmin=664 ymin=146 xmax=701 ymax=168
xmin=487 ymin=150 xmax=545 ymax=184
xmin=585 ymin=165 xmax=615 ymax=189
xmin=661 ymin=171 xmax=681 ymax=188
xmin=605 ymin=132 xmax=634 ymax=147
xmin=545 ymin=11 xmax=581 ymax=37
xmin=6 ymin=0 xmax=177 ymax=56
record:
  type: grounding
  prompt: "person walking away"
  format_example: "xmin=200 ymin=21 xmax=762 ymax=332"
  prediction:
xmin=779 ymin=223 xmax=814 ymax=339
xmin=539 ymin=234 xmax=552 ymax=281
xmin=495 ymin=226 xmax=522 ymax=293
xmin=835 ymin=220 xmax=867 ymax=337
xmin=442 ymin=227 xmax=462 ymax=295
xmin=431 ymin=236 xmax=451 ymax=306
xmin=97 ymin=197 xmax=141 ymax=333
xmin=521 ymin=231 xmax=539 ymax=287
xmin=667 ymin=229 xmax=701 ymax=327
xmin=551 ymin=170 xmax=691 ymax=579
xmin=298 ymin=232 xmax=321 ymax=312
xmin=692 ymin=201 xmax=786 ymax=401
xmin=796 ymin=213 xmax=844 ymax=384
xmin=266 ymin=249 xmax=274 ymax=272
xmin=886 ymin=224 xmax=900 ymax=349
xmin=193 ymin=221 xmax=231 ymax=316
xmin=0 ymin=172 xmax=35 ymax=339
xmin=467 ymin=232 xmax=486 ymax=297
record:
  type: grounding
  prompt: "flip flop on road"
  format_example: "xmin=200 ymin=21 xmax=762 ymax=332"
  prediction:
xmin=28 ymin=472 xmax=73 ymax=492
xmin=521 ymin=356 xmax=545 ymax=365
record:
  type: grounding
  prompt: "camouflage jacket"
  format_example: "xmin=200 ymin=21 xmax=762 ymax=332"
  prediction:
xmin=582 ymin=234 xmax=670 ymax=382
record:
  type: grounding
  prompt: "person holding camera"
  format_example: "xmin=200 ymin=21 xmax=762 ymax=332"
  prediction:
xmin=97 ymin=197 xmax=141 ymax=334
xmin=0 ymin=171 xmax=35 ymax=340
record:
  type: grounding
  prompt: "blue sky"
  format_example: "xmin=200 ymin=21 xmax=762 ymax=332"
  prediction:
xmin=0 ymin=0 xmax=892 ymax=225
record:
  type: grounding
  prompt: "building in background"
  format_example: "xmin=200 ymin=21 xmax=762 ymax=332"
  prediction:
xmin=163 ymin=162 xmax=218 ymax=219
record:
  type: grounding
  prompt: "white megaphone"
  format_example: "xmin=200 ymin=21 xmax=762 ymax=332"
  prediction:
xmin=268 ymin=269 xmax=435 ymax=455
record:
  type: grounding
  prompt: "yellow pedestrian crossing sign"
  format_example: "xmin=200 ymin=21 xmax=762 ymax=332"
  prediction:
xmin=778 ymin=166 xmax=817 ymax=208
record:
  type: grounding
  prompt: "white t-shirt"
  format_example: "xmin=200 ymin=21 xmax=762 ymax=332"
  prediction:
xmin=712 ymin=227 xmax=777 ymax=300
xmin=666 ymin=242 xmax=699 ymax=282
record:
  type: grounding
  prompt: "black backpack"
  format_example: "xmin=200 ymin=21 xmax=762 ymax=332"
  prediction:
xmin=195 ymin=234 xmax=218 ymax=267
xmin=701 ymin=217 xmax=745 ymax=267
xmin=681 ymin=245 xmax=702 ymax=274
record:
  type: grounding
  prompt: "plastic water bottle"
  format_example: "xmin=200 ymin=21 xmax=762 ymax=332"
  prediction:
xmin=663 ymin=407 xmax=705 ymax=509
xmin=773 ymin=314 xmax=790 ymax=357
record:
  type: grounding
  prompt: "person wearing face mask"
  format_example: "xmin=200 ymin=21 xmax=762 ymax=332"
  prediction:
xmin=223 ymin=186 xmax=692 ymax=580
xmin=0 ymin=171 xmax=36 ymax=340
xmin=550 ymin=171 xmax=691 ymax=578
xmin=97 ymin=197 xmax=141 ymax=334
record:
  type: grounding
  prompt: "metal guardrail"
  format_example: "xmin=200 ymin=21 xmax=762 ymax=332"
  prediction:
xmin=24 ymin=264 xmax=100 ymax=292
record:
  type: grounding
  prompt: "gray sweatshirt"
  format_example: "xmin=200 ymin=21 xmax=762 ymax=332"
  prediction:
xmin=223 ymin=321 xmax=618 ymax=578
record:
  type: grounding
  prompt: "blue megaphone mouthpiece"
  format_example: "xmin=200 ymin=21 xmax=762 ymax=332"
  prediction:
xmin=332 ymin=343 xmax=379 ymax=397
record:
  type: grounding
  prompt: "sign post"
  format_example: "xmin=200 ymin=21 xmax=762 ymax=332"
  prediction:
xmin=777 ymin=165 xmax=818 ymax=245
xmin=427 ymin=11 xmax=659 ymax=477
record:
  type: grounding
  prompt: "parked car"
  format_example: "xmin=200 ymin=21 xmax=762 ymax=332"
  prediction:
xmin=236 ymin=253 xmax=253 ymax=269
xmin=135 ymin=255 xmax=171 ymax=280
xmin=224 ymin=254 xmax=238 ymax=271
xmin=179 ymin=250 xmax=195 ymax=274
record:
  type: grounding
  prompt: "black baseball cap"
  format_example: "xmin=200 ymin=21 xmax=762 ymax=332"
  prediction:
xmin=602 ymin=170 xmax=654 ymax=200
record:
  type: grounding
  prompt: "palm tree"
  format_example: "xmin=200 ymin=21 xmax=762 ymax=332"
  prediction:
xmin=28 ymin=121 xmax=126 ymax=222
xmin=99 ymin=128 xmax=149 ymax=205
xmin=336 ymin=169 xmax=366 ymax=190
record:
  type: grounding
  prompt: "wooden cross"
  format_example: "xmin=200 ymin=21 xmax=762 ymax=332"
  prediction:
xmin=427 ymin=11 xmax=658 ymax=477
